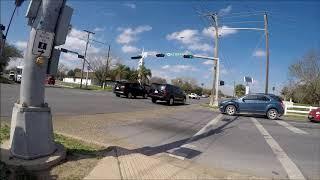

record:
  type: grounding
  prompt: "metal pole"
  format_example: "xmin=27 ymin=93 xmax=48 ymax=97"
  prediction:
xmin=264 ymin=13 xmax=269 ymax=94
xmin=85 ymin=65 xmax=89 ymax=88
xmin=104 ymin=45 xmax=110 ymax=89
xmin=80 ymin=30 xmax=94 ymax=88
xmin=3 ymin=6 xmax=17 ymax=47
xmin=10 ymin=0 xmax=65 ymax=159
xmin=233 ymin=80 xmax=236 ymax=97
xmin=210 ymin=14 xmax=219 ymax=106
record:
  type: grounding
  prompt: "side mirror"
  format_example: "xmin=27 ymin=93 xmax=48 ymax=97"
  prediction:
xmin=242 ymin=98 xmax=246 ymax=102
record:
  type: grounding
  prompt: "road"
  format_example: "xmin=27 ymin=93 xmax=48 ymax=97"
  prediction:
xmin=1 ymin=84 xmax=319 ymax=179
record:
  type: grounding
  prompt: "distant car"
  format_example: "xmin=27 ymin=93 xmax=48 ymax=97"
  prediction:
xmin=308 ymin=108 xmax=320 ymax=122
xmin=188 ymin=93 xmax=200 ymax=99
xmin=149 ymin=83 xmax=186 ymax=105
xmin=201 ymin=94 xmax=208 ymax=98
xmin=219 ymin=93 xmax=285 ymax=120
xmin=114 ymin=82 xmax=148 ymax=98
xmin=46 ymin=75 xmax=55 ymax=85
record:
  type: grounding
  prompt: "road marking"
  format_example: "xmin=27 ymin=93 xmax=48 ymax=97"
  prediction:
xmin=167 ymin=114 xmax=224 ymax=160
xmin=275 ymin=120 xmax=309 ymax=135
xmin=251 ymin=118 xmax=306 ymax=180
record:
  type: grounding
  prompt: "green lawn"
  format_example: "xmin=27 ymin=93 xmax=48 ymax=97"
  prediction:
xmin=56 ymin=81 xmax=113 ymax=92
xmin=0 ymin=125 xmax=10 ymax=144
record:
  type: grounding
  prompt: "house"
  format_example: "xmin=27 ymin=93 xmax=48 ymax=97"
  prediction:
xmin=63 ymin=71 xmax=96 ymax=86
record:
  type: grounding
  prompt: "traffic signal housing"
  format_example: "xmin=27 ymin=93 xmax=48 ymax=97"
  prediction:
xmin=219 ymin=80 xmax=225 ymax=86
xmin=131 ymin=55 xmax=142 ymax=59
xmin=183 ymin=54 xmax=194 ymax=58
xmin=156 ymin=53 xmax=165 ymax=57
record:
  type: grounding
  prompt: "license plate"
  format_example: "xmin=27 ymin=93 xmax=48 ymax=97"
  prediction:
xmin=116 ymin=87 xmax=119 ymax=89
xmin=155 ymin=90 xmax=158 ymax=93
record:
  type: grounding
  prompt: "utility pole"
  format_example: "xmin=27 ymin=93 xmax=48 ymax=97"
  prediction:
xmin=264 ymin=13 xmax=269 ymax=94
xmin=209 ymin=13 xmax=220 ymax=106
xmin=10 ymin=0 xmax=72 ymax=159
xmin=80 ymin=30 xmax=94 ymax=88
xmin=233 ymin=80 xmax=236 ymax=97
xmin=85 ymin=65 xmax=89 ymax=88
xmin=104 ymin=45 xmax=111 ymax=90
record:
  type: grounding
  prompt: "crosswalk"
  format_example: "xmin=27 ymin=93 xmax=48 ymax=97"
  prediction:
xmin=166 ymin=114 xmax=312 ymax=180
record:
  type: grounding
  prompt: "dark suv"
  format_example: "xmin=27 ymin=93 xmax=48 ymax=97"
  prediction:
xmin=149 ymin=83 xmax=186 ymax=105
xmin=219 ymin=93 xmax=284 ymax=120
xmin=114 ymin=82 xmax=148 ymax=98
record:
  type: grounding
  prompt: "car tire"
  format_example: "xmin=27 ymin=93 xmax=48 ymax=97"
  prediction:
xmin=225 ymin=105 xmax=236 ymax=116
xmin=267 ymin=109 xmax=278 ymax=120
xmin=127 ymin=92 xmax=133 ymax=99
xmin=168 ymin=97 xmax=174 ymax=106
xmin=116 ymin=94 xmax=120 ymax=97
xmin=152 ymin=98 xmax=157 ymax=103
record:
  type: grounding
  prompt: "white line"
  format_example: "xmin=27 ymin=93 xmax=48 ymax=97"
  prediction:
xmin=275 ymin=120 xmax=309 ymax=135
xmin=192 ymin=114 xmax=224 ymax=137
xmin=168 ymin=153 xmax=185 ymax=160
xmin=251 ymin=118 xmax=306 ymax=180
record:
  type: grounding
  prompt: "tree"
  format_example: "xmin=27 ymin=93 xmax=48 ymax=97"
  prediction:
xmin=114 ymin=64 xmax=130 ymax=81
xmin=67 ymin=70 xmax=75 ymax=77
xmin=138 ymin=66 xmax=152 ymax=84
xmin=171 ymin=77 xmax=198 ymax=94
xmin=235 ymin=84 xmax=245 ymax=97
xmin=281 ymin=50 xmax=320 ymax=105
xmin=57 ymin=63 xmax=68 ymax=80
xmin=150 ymin=76 xmax=167 ymax=84
xmin=126 ymin=68 xmax=138 ymax=82
xmin=74 ymin=68 xmax=81 ymax=73
xmin=0 ymin=44 xmax=22 ymax=72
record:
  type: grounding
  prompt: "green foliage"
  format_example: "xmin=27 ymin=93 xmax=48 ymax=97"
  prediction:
xmin=235 ymin=84 xmax=245 ymax=97
xmin=138 ymin=66 xmax=152 ymax=84
xmin=282 ymin=50 xmax=320 ymax=105
xmin=67 ymin=70 xmax=75 ymax=77
xmin=0 ymin=44 xmax=23 ymax=72
xmin=0 ymin=124 xmax=10 ymax=144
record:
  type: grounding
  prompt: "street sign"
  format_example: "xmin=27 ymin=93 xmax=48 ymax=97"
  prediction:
xmin=244 ymin=76 xmax=253 ymax=83
xmin=32 ymin=30 xmax=54 ymax=58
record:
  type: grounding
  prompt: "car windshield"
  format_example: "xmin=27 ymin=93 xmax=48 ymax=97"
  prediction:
xmin=1 ymin=1 xmax=319 ymax=180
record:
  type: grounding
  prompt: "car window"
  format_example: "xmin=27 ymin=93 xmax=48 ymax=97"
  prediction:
xmin=269 ymin=95 xmax=282 ymax=102
xmin=243 ymin=95 xmax=258 ymax=100
xmin=257 ymin=95 xmax=270 ymax=101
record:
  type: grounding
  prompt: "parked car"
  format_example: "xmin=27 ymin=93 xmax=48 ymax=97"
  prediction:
xmin=114 ymin=82 xmax=148 ymax=98
xmin=219 ymin=93 xmax=284 ymax=120
xmin=201 ymin=94 xmax=209 ymax=98
xmin=46 ymin=75 xmax=55 ymax=85
xmin=149 ymin=83 xmax=186 ymax=105
xmin=188 ymin=93 xmax=200 ymax=99
xmin=308 ymin=108 xmax=320 ymax=122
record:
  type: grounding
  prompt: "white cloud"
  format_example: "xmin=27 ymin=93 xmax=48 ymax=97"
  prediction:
xmin=93 ymin=27 xmax=105 ymax=32
xmin=14 ymin=41 xmax=27 ymax=50
xmin=219 ymin=5 xmax=232 ymax=15
xmin=203 ymin=60 xmax=214 ymax=65
xmin=161 ymin=64 xmax=198 ymax=73
xmin=166 ymin=29 xmax=212 ymax=52
xmin=124 ymin=2 xmax=136 ymax=9
xmin=202 ymin=26 xmax=237 ymax=38
xmin=121 ymin=45 xmax=140 ymax=53
xmin=252 ymin=49 xmax=266 ymax=57
xmin=116 ymin=25 xmax=152 ymax=44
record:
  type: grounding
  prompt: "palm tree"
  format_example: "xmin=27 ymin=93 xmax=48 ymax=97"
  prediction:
xmin=114 ymin=64 xmax=130 ymax=81
xmin=138 ymin=66 xmax=152 ymax=84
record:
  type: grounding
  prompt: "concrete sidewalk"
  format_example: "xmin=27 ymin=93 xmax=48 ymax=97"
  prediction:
xmin=84 ymin=147 xmax=262 ymax=180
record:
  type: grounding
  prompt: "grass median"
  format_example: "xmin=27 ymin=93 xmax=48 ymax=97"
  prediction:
xmin=0 ymin=124 xmax=111 ymax=179
xmin=56 ymin=81 xmax=113 ymax=92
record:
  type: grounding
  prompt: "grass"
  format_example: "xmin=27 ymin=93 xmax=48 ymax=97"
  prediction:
xmin=0 ymin=76 xmax=13 ymax=84
xmin=200 ymin=103 xmax=219 ymax=110
xmin=56 ymin=81 xmax=113 ymax=92
xmin=0 ymin=125 xmax=109 ymax=179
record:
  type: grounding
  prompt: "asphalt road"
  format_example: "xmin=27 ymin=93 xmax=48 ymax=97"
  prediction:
xmin=0 ymin=84 xmax=208 ymax=117
xmin=1 ymin=84 xmax=319 ymax=179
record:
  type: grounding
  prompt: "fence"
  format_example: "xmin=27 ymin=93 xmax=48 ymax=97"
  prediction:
xmin=284 ymin=104 xmax=319 ymax=116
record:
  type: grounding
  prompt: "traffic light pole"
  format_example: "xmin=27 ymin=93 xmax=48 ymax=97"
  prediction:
xmin=9 ymin=0 xmax=65 ymax=159
xmin=210 ymin=14 xmax=220 ymax=106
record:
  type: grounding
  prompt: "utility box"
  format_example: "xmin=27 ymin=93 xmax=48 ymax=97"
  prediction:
xmin=54 ymin=5 xmax=73 ymax=46
xmin=47 ymin=49 xmax=61 ymax=75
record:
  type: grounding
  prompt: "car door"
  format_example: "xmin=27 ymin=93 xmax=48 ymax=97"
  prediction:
xmin=175 ymin=87 xmax=183 ymax=101
xmin=255 ymin=95 xmax=270 ymax=113
xmin=238 ymin=95 xmax=259 ymax=112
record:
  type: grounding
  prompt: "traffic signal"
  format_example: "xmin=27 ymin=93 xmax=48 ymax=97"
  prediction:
xmin=131 ymin=55 xmax=142 ymax=59
xmin=219 ymin=80 xmax=225 ymax=86
xmin=60 ymin=48 xmax=69 ymax=53
xmin=15 ymin=0 xmax=25 ymax=7
xmin=156 ymin=53 xmax=165 ymax=57
xmin=0 ymin=24 xmax=4 ymax=31
xmin=183 ymin=55 xmax=194 ymax=58
xmin=78 ymin=54 xmax=84 ymax=59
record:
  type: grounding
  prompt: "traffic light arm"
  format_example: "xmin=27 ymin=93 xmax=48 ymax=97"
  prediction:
xmin=192 ymin=55 xmax=219 ymax=61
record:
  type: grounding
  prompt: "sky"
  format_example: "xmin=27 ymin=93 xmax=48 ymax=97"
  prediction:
xmin=1 ymin=0 xmax=320 ymax=95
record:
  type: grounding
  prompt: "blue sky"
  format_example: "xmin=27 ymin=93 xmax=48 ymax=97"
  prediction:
xmin=1 ymin=0 xmax=320 ymax=95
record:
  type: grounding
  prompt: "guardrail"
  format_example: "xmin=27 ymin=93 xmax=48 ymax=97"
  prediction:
xmin=284 ymin=104 xmax=319 ymax=116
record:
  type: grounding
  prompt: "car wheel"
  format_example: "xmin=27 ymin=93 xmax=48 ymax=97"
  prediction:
xmin=168 ymin=97 xmax=174 ymax=106
xmin=116 ymin=94 xmax=120 ymax=97
xmin=225 ymin=105 xmax=236 ymax=116
xmin=267 ymin=109 xmax=278 ymax=120
xmin=152 ymin=98 xmax=157 ymax=103
xmin=128 ymin=92 xmax=133 ymax=99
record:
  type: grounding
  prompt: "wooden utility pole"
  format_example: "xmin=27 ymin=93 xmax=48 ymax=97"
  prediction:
xmin=80 ymin=30 xmax=95 ymax=88
xmin=104 ymin=45 xmax=111 ymax=89
xmin=264 ymin=13 xmax=269 ymax=94
xmin=209 ymin=14 xmax=220 ymax=106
